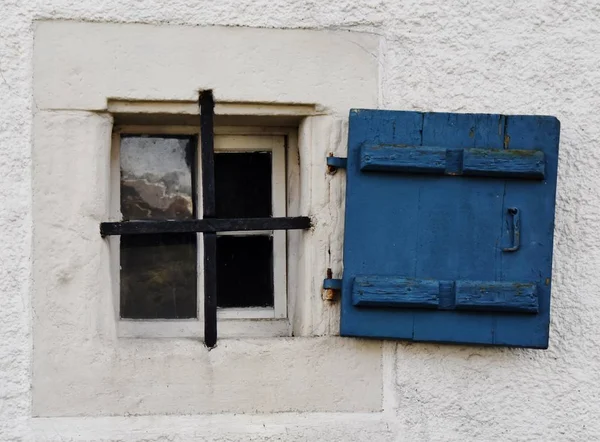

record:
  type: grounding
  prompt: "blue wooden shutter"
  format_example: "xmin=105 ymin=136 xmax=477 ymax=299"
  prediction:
xmin=339 ymin=110 xmax=560 ymax=348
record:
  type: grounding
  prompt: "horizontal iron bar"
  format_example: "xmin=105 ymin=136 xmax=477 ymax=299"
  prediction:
xmin=100 ymin=216 xmax=312 ymax=237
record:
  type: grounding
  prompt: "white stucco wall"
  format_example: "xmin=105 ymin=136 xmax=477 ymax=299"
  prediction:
xmin=2 ymin=1 xmax=600 ymax=441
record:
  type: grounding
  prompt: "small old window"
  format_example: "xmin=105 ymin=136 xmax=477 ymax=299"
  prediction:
xmin=114 ymin=131 xmax=287 ymax=326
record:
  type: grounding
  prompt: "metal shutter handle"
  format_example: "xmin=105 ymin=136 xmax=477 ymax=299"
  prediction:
xmin=503 ymin=207 xmax=520 ymax=252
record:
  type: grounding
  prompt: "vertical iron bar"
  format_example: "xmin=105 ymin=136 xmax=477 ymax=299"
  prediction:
xmin=190 ymin=135 xmax=199 ymax=219
xmin=200 ymin=90 xmax=217 ymax=348
xmin=200 ymin=91 xmax=216 ymax=218
xmin=203 ymin=232 xmax=217 ymax=345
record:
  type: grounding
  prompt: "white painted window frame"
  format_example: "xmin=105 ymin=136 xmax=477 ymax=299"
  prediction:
xmin=213 ymin=134 xmax=287 ymax=320
xmin=111 ymin=125 xmax=292 ymax=338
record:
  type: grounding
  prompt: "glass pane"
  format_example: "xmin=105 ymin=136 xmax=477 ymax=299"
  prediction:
xmin=216 ymin=235 xmax=274 ymax=308
xmin=215 ymin=152 xmax=271 ymax=218
xmin=119 ymin=135 xmax=197 ymax=319
xmin=121 ymin=135 xmax=195 ymax=220
xmin=120 ymin=233 xmax=197 ymax=319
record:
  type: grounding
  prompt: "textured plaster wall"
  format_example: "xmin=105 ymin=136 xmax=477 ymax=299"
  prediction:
xmin=31 ymin=21 xmax=382 ymax=420
xmin=1 ymin=1 xmax=600 ymax=442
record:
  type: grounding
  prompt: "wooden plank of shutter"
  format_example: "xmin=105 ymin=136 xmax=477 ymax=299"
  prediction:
xmin=455 ymin=280 xmax=539 ymax=313
xmin=352 ymin=276 xmax=440 ymax=308
xmin=360 ymin=144 xmax=545 ymax=179
xmin=360 ymin=145 xmax=447 ymax=174
xmin=462 ymin=148 xmax=545 ymax=179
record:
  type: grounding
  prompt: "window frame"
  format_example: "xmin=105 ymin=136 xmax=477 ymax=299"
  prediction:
xmin=110 ymin=124 xmax=294 ymax=338
xmin=213 ymin=134 xmax=287 ymax=320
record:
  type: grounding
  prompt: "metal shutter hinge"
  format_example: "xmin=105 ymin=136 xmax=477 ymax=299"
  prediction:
xmin=322 ymin=268 xmax=342 ymax=301
xmin=327 ymin=154 xmax=347 ymax=175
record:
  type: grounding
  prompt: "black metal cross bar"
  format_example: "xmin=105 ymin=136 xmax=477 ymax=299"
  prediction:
xmin=100 ymin=217 xmax=311 ymax=237
xmin=200 ymin=90 xmax=218 ymax=348
xmin=100 ymin=90 xmax=311 ymax=348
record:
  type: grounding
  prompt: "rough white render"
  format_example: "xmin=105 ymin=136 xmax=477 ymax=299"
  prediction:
xmin=30 ymin=22 xmax=381 ymax=422
xmin=1 ymin=2 xmax=600 ymax=442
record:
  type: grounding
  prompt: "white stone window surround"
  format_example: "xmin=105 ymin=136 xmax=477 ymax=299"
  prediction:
xmin=32 ymin=21 xmax=383 ymax=417
xmin=112 ymin=124 xmax=291 ymax=338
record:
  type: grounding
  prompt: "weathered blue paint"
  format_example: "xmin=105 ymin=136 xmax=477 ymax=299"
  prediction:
xmin=360 ymin=145 xmax=447 ymax=174
xmin=339 ymin=109 xmax=560 ymax=348
xmin=360 ymin=144 xmax=545 ymax=179
xmin=502 ymin=208 xmax=521 ymax=252
xmin=455 ymin=281 xmax=538 ymax=313
xmin=463 ymin=148 xmax=545 ymax=179
xmin=352 ymin=276 xmax=439 ymax=308
xmin=352 ymin=276 xmax=538 ymax=313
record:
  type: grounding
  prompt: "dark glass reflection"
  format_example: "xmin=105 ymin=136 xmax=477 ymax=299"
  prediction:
xmin=215 ymin=152 xmax=272 ymax=218
xmin=119 ymin=135 xmax=197 ymax=319
xmin=121 ymin=136 xmax=195 ymax=220
xmin=216 ymin=235 xmax=274 ymax=308
xmin=120 ymin=233 xmax=197 ymax=319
